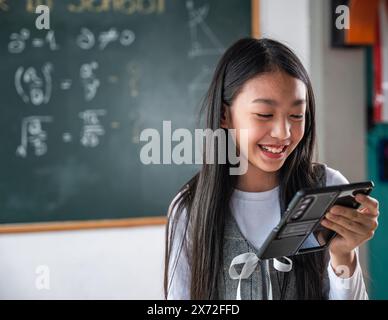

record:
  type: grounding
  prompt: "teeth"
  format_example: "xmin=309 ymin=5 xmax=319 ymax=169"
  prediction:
xmin=259 ymin=145 xmax=285 ymax=154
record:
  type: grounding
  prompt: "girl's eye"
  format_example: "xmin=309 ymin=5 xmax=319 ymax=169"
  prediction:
xmin=255 ymin=114 xmax=304 ymax=119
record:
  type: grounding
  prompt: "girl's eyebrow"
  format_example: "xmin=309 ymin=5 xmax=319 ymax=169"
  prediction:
xmin=251 ymin=98 xmax=306 ymax=107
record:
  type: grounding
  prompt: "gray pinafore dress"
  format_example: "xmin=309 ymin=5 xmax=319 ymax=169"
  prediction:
xmin=217 ymin=164 xmax=330 ymax=300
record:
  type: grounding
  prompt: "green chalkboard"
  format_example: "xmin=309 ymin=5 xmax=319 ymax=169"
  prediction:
xmin=0 ymin=0 xmax=255 ymax=227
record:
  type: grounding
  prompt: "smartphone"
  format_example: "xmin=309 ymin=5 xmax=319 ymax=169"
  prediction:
xmin=258 ymin=181 xmax=374 ymax=260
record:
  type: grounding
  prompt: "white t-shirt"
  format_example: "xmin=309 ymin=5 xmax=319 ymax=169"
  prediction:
xmin=167 ymin=165 xmax=368 ymax=300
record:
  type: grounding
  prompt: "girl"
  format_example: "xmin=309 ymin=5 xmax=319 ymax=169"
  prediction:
xmin=164 ymin=38 xmax=379 ymax=300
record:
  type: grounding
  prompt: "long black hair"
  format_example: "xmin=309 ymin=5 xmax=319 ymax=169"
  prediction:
xmin=164 ymin=38 xmax=328 ymax=300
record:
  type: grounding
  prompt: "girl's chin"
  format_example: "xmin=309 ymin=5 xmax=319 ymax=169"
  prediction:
xmin=257 ymin=162 xmax=283 ymax=172
xmin=248 ymin=158 xmax=285 ymax=173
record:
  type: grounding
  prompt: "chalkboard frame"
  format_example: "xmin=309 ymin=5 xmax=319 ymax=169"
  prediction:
xmin=0 ymin=0 xmax=260 ymax=234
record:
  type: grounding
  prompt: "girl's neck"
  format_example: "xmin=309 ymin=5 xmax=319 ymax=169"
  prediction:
xmin=235 ymin=163 xmax=279 ymax=193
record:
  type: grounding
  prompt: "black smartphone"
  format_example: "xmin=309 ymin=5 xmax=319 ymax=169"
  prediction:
xmin=258 ymin=181 xmax=374 ymax=260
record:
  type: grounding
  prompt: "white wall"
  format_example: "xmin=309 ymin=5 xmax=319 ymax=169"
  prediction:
xmin=0 ymin=0 xmax=369 ymax=299
xmin=0 ymin=226 xmax=165 ymax=299
xmin=260 ymin=0 xmax=311 ymax=70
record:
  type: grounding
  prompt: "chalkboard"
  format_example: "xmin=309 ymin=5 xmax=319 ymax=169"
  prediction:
xmin=0 ymin=0 xmax=257 ymax=231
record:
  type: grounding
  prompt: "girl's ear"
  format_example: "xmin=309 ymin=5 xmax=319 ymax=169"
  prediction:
xmin=220 ymin=104 xmax=230 ymax=129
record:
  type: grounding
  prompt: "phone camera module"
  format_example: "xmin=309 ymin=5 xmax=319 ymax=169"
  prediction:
xmin=291 ymin=209 xmax=305 ymax=220
xmin=301 ymin=196 xmax=313 ymax=205
xmin=290 ymin=197 xmax=314 ymax=220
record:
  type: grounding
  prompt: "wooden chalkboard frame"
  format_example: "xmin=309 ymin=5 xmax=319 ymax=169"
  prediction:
xmin=0 ymin=0 xmax=260 ymax=234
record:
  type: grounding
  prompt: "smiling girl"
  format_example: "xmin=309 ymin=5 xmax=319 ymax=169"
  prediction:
xmin=164 ymin=38 xmax=379 ymax=300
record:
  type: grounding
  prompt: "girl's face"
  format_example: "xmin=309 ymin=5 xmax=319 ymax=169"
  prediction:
xmin=221 ymin=70 xmax=307 ymax=175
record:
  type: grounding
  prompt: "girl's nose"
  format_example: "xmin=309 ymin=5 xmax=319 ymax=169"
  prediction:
xmin=270 ymin=119 xmax=291 ymax=140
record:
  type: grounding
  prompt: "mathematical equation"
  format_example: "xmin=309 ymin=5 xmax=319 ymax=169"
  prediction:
xmin=14 ymin=59 xmax=139 ymax=106
xmin=8 ymin=26 xmax=139 ymax=158
xmin=8 ymin=28 xmax=135 ymax=54
xmin=14 ymin=61 xmax=109 ymax=105
xmin=4 ymin=0 xmax=226 ymax=160
xmin=16 ymin=109 xmax=110 ymax=158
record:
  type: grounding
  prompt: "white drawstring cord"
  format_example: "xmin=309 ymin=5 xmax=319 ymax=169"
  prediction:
xmin=229 ymin=253 xmax=292 ymax=300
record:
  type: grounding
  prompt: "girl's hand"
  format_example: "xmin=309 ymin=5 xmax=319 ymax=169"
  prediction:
xmin=321 ymin=194 xmax=379 ymax=256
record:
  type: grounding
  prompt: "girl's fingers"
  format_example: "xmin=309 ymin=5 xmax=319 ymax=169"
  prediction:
xmin=321 ymin=218 xmax=354 ymax=239
xmin=329 ymin=205 xmax=377 ymax=229
xmin=355 ymin=195 xmax=379 ymax=217
xmin=321 ymin=195 xmax=380 ymax=245
xmin=324 ymin=213 xmax=368 ymax=236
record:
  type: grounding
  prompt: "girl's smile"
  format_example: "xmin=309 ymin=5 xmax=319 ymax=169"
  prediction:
xmin=258 ymin=143 xmax=289 ymax=159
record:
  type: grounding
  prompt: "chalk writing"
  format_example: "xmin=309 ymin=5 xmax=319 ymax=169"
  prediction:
xmin=8 ymin=29 xmax=30 ymax=54
xmin=80 ymin=61 xmax=100 ymax=101
xmin=68 ymin=0 xmax=165 ymax=15
xmin=60 ymin=79 xmax=72 ymax=90
xmin=16 ymin=116 xmax=53 ymax=158
xmin=8 ymin=29 xmax=59 ymax=54
xmin=76 ymin=28 xmax=95 ymax=49
xmin=186 ymin=0 xmax=224 ymax=58
xmin=26 ymin=0 xmax=53 ymax=13
xmin=77 ymin=27 xmax=135 ymax=50
xmin=79 ymin=109 xmax=106 ymax=147
xmin=15 ymin=62 xmax=53 ymax=105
